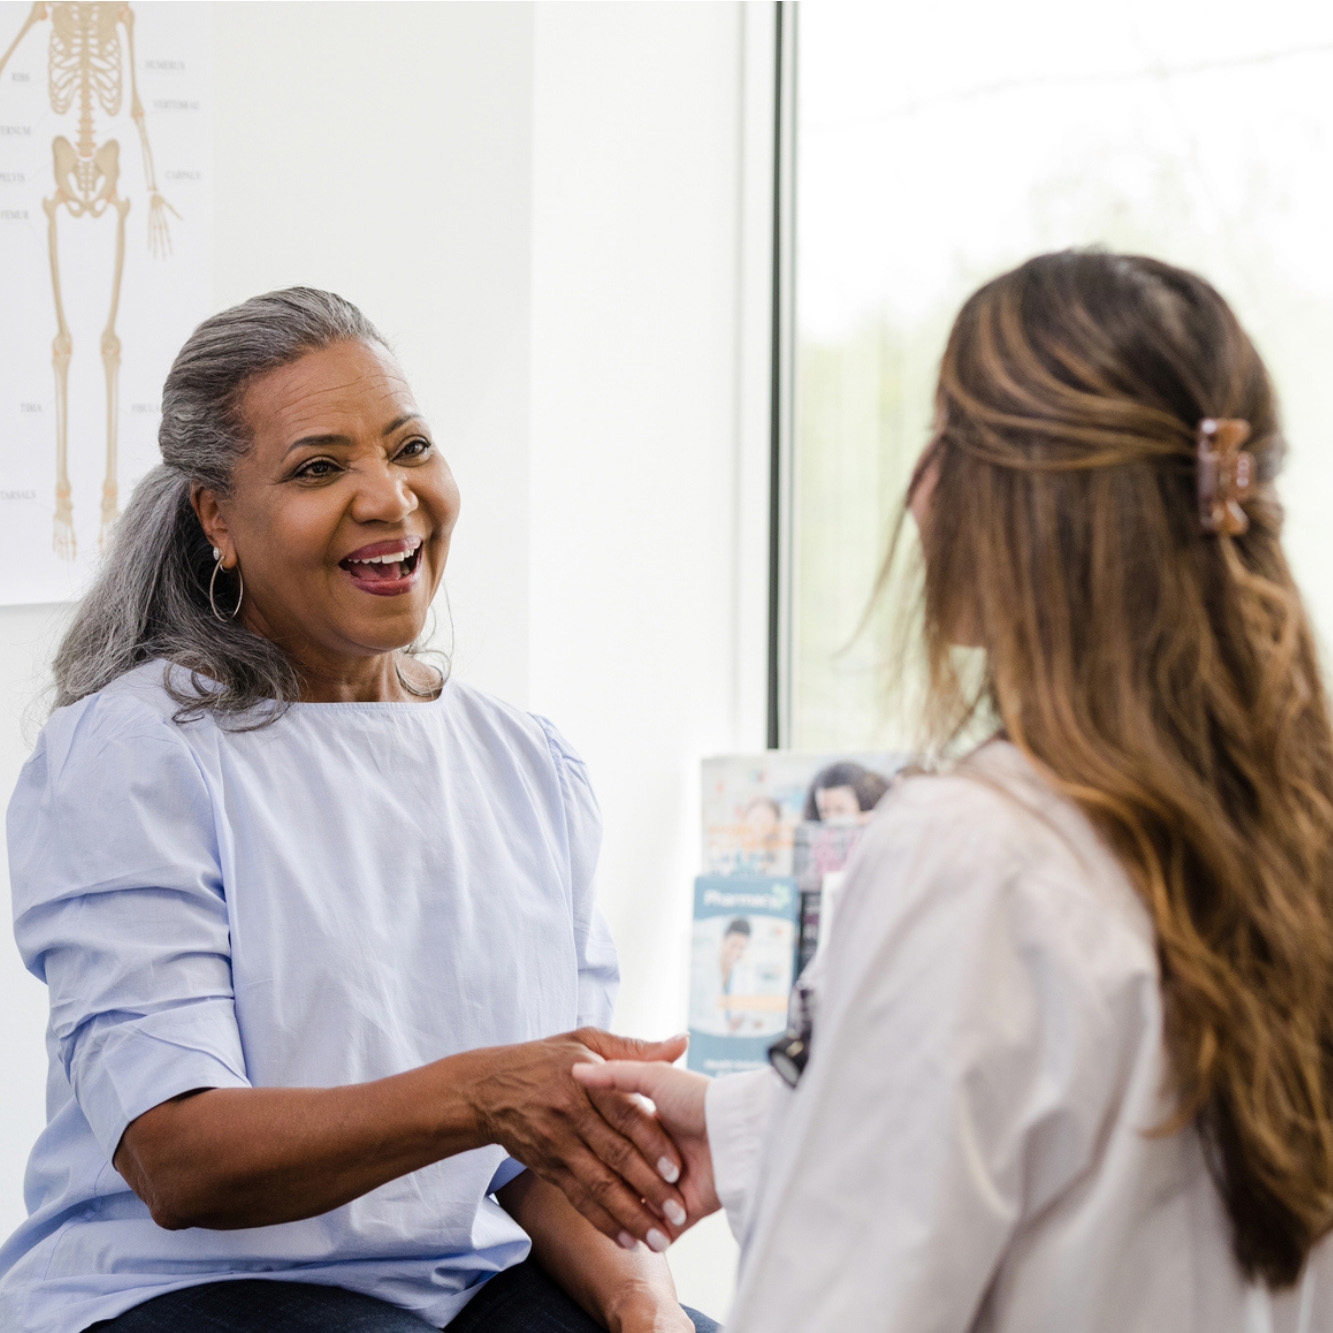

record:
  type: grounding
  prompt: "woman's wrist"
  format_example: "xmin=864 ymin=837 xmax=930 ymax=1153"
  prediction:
xmin=415 ymin=1047 xmax=494 ymax=1154
xmin=603 ymin=1280 xmax=694 ymax=1333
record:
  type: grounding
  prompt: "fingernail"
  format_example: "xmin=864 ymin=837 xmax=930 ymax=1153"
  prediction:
xmin=646 ymin=1228 xmax=670 ymax=1253
xmin=617 ymin=1230 xmax=638 ymax=1251
xmin=657 ymin=1156 xmax=680 ymax=1184
xmin=664 ymin=1200 xmax=687 ymax=1228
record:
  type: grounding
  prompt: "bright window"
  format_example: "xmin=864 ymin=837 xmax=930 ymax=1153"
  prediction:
xmin=790 ymin=0 xmax=1333 ymax=749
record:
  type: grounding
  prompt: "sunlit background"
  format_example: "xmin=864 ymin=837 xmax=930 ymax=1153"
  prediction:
xmin=793 ymin=0 xmax=1333 ymax=748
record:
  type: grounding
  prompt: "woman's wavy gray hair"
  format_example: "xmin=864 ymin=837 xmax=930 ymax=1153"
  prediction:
xmin=52 ymin=287 xmax=442 ymax=724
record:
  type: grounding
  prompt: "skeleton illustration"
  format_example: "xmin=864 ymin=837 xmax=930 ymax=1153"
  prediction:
xmin=0 ymin=2 xmax=176 ymax=557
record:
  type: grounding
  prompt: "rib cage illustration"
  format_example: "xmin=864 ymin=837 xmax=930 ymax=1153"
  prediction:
xmin=1 ymin=2 xmax=177 ymax=559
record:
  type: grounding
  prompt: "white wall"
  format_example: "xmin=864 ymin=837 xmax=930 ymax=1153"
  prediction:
xmin=0 ymin=1 xmax=769 ymax=1317
xmin=211 ymin=1 xmax=539 ymax=706
xmin=528 ymin=5 xmax=769 ymax=1309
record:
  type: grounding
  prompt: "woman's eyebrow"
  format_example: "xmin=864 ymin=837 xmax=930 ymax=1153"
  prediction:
xmin=282 ymin=432 xmax=353 ymax=457
xmin=281 ymin=415 xmax=424 ymax=458
xmin=381 ymin=412 xmax=424 ymax=437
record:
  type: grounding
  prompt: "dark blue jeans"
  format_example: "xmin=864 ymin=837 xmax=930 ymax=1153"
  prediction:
xmin=85 ymin=1257 xmax=721 ymax=1332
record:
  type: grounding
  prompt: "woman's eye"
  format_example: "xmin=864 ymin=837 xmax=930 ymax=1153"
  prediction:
xmin=397 ymin=437 xmax=433 ymax=461
xmin=293 ymin=458 xmax=340 ymax=480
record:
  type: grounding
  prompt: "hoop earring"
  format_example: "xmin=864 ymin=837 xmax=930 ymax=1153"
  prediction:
xmin=209 ymin=550 xmax=244 ymax=623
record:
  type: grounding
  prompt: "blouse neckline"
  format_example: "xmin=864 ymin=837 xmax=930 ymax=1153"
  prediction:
xmin=154 ymin=660 xmax=454 ymax=716
xmin=286 ymin=679 xmax=452 ymax=712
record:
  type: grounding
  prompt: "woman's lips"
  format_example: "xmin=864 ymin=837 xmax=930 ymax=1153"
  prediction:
xmin=338 ymin=540 xmax=424 ymax=597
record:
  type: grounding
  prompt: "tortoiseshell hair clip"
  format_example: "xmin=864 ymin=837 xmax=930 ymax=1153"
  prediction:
xmin=1197 ymin=418 xmax=1254 ymax=536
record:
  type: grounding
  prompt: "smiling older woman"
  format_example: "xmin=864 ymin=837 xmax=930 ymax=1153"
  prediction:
xmin=0 ymin=290 xmax=715 ymax=1333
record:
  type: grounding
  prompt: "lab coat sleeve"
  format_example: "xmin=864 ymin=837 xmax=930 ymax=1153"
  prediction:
xmin=706 ymin=1066 xmax=781 ymax=1240
xmin=725 ymin=776 xmax=1141 ymax=1333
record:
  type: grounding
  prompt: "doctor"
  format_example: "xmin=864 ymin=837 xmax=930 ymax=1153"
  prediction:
xmin=578 ymin=250 xmax=1333 ymax=1331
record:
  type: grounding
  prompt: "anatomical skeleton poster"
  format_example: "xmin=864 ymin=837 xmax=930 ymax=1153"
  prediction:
xmin=0 ymin=2 xmax=211 ymax=604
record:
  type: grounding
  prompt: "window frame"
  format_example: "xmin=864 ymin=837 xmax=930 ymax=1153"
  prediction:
xmin=766 ymin=0 xmax=799 ymax=749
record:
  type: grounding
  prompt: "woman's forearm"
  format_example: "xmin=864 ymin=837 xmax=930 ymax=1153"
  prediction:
xmin=112 ymin=1028 xmax=692 ymax=1240
xmin=499 ymin=1172 xmax=690 ymax=1333
xmin=114 ymin=1048 xmax=496 ymax=1230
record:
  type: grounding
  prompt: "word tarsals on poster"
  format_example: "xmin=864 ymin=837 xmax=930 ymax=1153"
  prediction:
xmin=0 ymin=2 xmax=211 ymax=603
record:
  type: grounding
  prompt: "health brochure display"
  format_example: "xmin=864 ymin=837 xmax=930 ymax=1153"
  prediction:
xmin=688 ymin=874 xmax=799 ymax=1076
xmin=688 ymin=750 xmax=905 ymax=1074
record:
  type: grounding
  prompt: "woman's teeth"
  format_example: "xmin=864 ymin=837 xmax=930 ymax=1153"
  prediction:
xmin=342 ymin=546 xmax=420 ymax=580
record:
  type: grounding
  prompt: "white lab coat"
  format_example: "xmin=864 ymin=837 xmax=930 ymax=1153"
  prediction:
xmin=705 ymin=741 xmax=1332 ymax=1332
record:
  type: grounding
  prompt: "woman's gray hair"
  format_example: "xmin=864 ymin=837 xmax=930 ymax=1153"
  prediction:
xmin=52 ymin=287 xmax=443 ymax=724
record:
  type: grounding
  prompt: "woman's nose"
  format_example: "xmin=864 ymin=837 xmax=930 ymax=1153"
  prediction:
xmin=351 ymin=460 xmax=419 ymax=524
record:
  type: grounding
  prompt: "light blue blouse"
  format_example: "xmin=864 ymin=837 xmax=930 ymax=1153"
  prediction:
xmin=0 ymin=662 xmax=618 ymax=1333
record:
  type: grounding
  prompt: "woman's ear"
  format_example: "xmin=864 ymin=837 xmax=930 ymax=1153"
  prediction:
xmin=190 ymin=486 xmax=235 ymax=568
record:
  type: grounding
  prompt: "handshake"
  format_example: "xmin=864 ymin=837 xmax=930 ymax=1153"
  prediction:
xmin=473 ymin=1028 xmax=717 ymax=1253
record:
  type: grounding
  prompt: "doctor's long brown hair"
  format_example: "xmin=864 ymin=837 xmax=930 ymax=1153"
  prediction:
xmin=905 ymin=251 xmax=1333 ymax=1286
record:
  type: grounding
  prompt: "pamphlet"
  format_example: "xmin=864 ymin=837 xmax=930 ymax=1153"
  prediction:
xmin=688 ymin=750 xmax=908 ymax=1074
xmin=687 ymin=874 xmax=799 ymax=1075
xmin=701 ymin=751 xmax=905 ymax=877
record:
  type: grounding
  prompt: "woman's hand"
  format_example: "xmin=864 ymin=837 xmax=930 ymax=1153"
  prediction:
xmin=467 ymin=1028 xmax=692 ymax=1249
xmin=607 ymin=1291 xmax=697 ymax=1333
xmin=573 ymin=1060 xmax=719 ymax=1230
xmin=500 ymin=1172 xmax=694 ymax=1333
xmin=114 ymin=1028 xmax=691 ymax=1246
xmin=609 ymin=1297 xmax=697 ymax=1333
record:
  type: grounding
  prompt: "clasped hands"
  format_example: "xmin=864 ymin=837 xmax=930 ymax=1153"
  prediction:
xmin=478 ymin=1028 xmax=716 ymax=1252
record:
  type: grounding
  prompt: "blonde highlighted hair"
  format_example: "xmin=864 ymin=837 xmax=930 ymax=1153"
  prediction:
xmin=900 ymin=250 xmax=1333 ymax=1286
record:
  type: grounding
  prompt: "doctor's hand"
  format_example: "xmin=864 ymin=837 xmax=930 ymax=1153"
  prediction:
xmin=466 ymin=1028 xmax=691 ymax=1251
xmin=573 ymin=1059 xmax=720 ymax=1234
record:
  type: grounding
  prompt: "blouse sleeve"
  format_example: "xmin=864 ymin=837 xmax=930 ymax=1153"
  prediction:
xmin=533 ymin=715 xmax=619 ymax=1029
xmin=9 ymin=695 xmax=251 ymax=1164
xmin=726 ymin=777 xmax=1152 ymax=1333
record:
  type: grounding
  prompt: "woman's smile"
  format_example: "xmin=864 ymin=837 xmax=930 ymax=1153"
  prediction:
xmin=338 ymin=535 xmax=426 ymax=596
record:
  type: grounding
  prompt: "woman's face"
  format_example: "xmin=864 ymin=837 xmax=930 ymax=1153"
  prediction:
xmin=814 ymin=785 xmax=862 ymax=822
xmin=194 ymin=339 xmax=460 ymax=677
